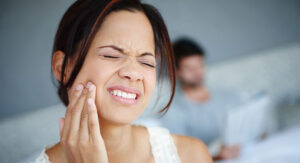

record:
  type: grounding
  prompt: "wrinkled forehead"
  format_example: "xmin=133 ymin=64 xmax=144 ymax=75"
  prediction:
xmin=90 ymin=10 xmax=155 ymax=56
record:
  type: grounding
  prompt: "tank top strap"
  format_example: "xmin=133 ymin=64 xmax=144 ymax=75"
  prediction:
xmin=147 ymin=127 xmax=181 ymax=163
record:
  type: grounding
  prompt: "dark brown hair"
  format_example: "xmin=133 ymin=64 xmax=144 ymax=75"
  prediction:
xmin=173 ymin=37 xmax=205 ymax=68
xmin=51 ymin=0 xmax=175 ymax=113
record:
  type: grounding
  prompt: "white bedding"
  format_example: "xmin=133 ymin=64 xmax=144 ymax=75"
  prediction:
xmin=217 ymin=126 xmax=300 ymax=163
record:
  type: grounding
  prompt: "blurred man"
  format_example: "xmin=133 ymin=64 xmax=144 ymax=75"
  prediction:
xmin=160 ymin=38 xmax=242 ymax=160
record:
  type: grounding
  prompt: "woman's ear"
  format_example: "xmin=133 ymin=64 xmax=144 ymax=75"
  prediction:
xmin=52 ymin=50 xmax=66 ymax=83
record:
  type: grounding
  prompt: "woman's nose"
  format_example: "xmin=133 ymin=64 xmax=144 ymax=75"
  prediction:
xmin=118 ymin=59 xmax=143 ymax=82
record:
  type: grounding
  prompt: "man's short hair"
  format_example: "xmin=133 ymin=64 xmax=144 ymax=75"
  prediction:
xmin=173 ymin=38 xmax=205 ymax=68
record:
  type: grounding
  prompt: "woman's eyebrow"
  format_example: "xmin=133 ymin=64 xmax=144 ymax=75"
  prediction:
xmin=98 ymin=45 xmax=154 ymax=57
xmin=98 ymin=45 xmax=124 ymax=53
xmin=139 ymin=52 xmax=155 ymax=57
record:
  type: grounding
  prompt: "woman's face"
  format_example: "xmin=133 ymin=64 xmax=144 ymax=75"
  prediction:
xmin=68 ymin=10 xmax=156 ymax=124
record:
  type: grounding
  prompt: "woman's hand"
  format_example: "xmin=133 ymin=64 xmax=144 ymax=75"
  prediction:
xmin=59 ymin=82 xmax=108 ymax=163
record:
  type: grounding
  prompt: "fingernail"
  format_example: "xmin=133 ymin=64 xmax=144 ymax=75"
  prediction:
xmin=75 ymin=84 xmax=83 ymax=91
xmin=87 ymin=98 xmax=93 ymax=106
xmin=86 ymin=82 xmax=94 ymax=91
xmin=86 ymin=82 xmax=91 ymax=88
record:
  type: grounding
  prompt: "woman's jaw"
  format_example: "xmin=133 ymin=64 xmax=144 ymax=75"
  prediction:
xmin=95 ymin=82 xmax=150 ymax=125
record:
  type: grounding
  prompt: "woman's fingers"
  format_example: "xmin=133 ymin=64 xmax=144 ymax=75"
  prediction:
xmin=79 ymin=81 xmax=100 ymax=142
xmin=86 ymin=83 xmax=102 ymax=142
xmin=61 ymin=84 xmax=83 ymax=140
xmin=67 ymin=86 xmax=88 ymax=142
xmin=79 ymin=82 xmax=95 ymax=141
xmin=59 ymin=81 xmax=108 ymax=163
xmin=69 ymin=84 xmax=84 ymax=108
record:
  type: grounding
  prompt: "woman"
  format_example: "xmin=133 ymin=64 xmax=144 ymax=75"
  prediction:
xmin=35 ymin=0 xmax=212 ymax=162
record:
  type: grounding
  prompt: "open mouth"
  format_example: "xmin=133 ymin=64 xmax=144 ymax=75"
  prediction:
xmin=107 ymin=85 xmax=141 ymax=105
xmin=110 ymin=90 xmax=137 ymax=100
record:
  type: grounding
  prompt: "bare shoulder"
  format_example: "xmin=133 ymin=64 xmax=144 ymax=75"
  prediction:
xmin=172 ymin=134 xmax=213 ymax=163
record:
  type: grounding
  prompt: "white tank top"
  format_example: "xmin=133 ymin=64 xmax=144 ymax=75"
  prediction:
xmin=31 ymin=127 xmax=181 ymax=163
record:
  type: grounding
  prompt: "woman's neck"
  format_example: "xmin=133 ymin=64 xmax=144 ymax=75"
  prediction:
xmin=99 ymin=119 xmax=134 ymax=156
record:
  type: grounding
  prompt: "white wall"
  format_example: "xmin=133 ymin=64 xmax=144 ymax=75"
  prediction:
xmin=1 ymin=0 xmax=300 ymax=119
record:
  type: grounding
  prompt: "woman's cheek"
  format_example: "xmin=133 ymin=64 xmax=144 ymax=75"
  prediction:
xmin=145 ymin=71 xmax=156 ymax=99
xmin=79 ymin=60 xmax=108 ymax=84
xmin=84 ymin=63 xmax=113 ymax=101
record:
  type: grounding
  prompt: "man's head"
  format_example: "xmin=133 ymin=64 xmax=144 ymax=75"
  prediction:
xmin=173 ymin=38 xmax=205 ymax=88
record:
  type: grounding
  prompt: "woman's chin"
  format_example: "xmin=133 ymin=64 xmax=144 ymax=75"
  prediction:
xmin=97 ymin=106 xmax=144 ymax=125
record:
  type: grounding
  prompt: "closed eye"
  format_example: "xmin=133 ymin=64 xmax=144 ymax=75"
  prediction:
xmin=142 ymin=62 xmax=155 ymax=68
xmin=103 ymin=55 xmax=119 ymax=59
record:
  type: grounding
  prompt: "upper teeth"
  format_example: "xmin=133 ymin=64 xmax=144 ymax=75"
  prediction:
xmin=110 ymin=90 xmax=137 ymax=99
